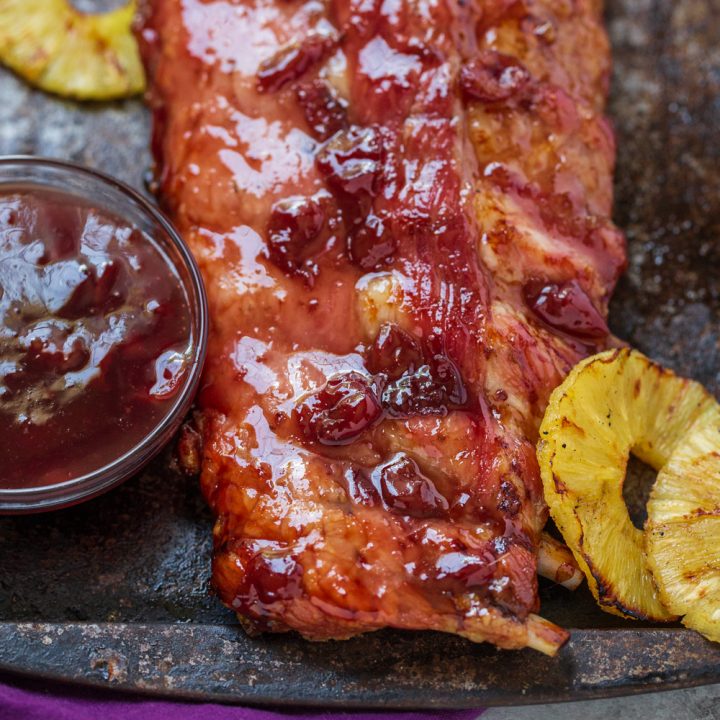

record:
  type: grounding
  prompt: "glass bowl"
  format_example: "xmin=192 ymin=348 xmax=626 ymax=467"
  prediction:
xmin=0 ymin=156 xmax=208 ymax=513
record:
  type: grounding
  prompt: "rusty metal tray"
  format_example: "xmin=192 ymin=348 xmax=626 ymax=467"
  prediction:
xmin=1 ymin=0 xmax=720 ymax=708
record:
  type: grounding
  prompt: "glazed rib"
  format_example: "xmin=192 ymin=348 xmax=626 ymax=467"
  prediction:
xmin=140 ymin=0 xmax=625 ymax=653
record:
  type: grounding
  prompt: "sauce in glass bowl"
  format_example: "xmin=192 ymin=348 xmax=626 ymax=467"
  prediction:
xmin=0 ymin=158 xmax=207 ymax=512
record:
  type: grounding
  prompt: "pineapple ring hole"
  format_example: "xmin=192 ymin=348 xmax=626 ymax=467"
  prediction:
xmin=622 ymin=455 xmax=657 ymax=530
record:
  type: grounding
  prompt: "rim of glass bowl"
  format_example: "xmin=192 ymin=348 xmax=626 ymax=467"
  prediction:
xmin=0 ymin=156 xmax=208 ymax=513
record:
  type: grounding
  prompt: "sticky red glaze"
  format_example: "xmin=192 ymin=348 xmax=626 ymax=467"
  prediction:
xmin=315 ymin=125 xmax=381 ymax=196
xmin=362 ymin=322 xmax=470 ymax=418
xmin=381 ymin=360 xmax=467 ymax=418
xmin=370 ymin=453 xmax=449 ymax=518
xmin=460 ymin=50 xmax=531 ymax=103
xmin=225 ymin=540 xmax=304 ymax=624
xmin=257 ymin=35 xmax=335 ymax=93
xmin=0 ymin=189 xmax=192 ymax=489
xmin=296 ymin=80 xmax=348 ymax=141
xmin=365 ymin=323 xmax=422 ymax=379
xmin=293 ymin=371 xmax=382 ymax=445
xmin=266 ymin=192 xmax=332 ymax=278
xmin=523 ymin=279 xmax=609 ymax=338
xmin=141 ymin=0 xmax=625 ymax=648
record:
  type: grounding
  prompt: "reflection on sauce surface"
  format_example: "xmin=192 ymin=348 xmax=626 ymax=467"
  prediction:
xmin=0 ymin=188 xmax=192 ymax=489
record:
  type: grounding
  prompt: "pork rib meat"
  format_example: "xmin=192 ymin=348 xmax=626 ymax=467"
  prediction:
xmin=139 ymin=0 xmax=626 ymax=653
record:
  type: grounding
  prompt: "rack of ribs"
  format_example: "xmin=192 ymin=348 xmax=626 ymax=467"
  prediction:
xmin=139 ymin=0 xmax=625 ymax=654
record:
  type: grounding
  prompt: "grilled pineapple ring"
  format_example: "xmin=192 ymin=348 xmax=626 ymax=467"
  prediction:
xmin=646 ymin=406 xmax=720 ymax=642
xmin=538 ymin=348 xmax=714 ymax=621
xmin=0 ymin=0 xmax=145 ymax=101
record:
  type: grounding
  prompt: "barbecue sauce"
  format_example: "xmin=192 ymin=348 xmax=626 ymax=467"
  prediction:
xmin=0 ymin=188 xmax=192 ymax=489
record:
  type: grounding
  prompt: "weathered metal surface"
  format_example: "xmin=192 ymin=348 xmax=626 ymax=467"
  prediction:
xmin=0 ymin=0 xmax=719 ymax=708
xmin=3 ymin=624 xmax=720 ymax=709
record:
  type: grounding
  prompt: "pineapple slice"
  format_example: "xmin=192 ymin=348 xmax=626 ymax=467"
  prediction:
xmin=646 ymin=405 xmax=720 ymax=642
xmin=538 ymin=348 xmax=714 ymax=620
xmin=0 ymin=0 xmax=145 ymax=100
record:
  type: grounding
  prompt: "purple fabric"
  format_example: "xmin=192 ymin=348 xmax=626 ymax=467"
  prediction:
xmin=0 ymin=677 xmax=483 ymax=720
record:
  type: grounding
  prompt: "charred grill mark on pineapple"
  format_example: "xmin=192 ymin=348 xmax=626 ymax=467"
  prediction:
xmin=552 ymin=471 xmax=570 ymax=496
xmin=689 ymin=507 xmax=720 ymax=518
xmin=583 ymin=554 xmax=666 ymax=622
xmin=633 ymin=378 xmax=642 ymax=398
xmin=560 ymin=417 xmax=585 ymax=436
